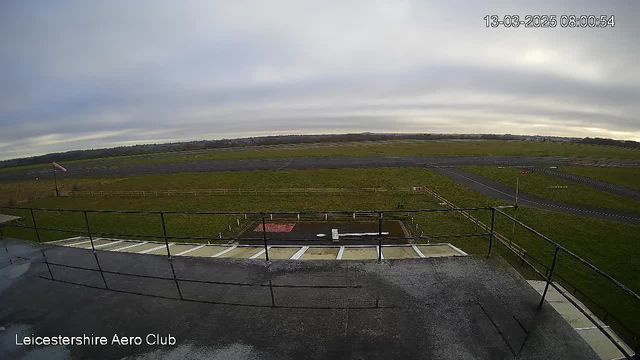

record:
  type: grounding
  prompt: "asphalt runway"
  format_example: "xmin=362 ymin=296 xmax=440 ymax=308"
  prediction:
xmin=434 ymin=167 xmax=640 ymax=225
xmin=3 ymin=155 xmax=640 ymax=182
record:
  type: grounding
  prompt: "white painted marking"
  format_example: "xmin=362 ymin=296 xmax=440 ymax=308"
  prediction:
xmin=337 ymin=246 xmax=345 ymax=260
xmin=290 ymin=246 xmax=309 ymax=260
xmin=211 ymin=246 xmax=237 ymax=258
xmin=111 ymin=242 xmax=147 ymax=252
xmin=49 ymin=236 xmax=83 ymax=244
xmin=67 ymin=240 xmax=91 ymax=247
xmin=339 ymin=232 xmax=389 ymax=237
xmin=175 ymin=245 xmax=204 ymax=256
xmin=94 ymin=240 xmax=124 ymax=249
xmin=447 ymin=243 xmax=469 ymax=256
xmin=412 ymin=245 xmax=426 ymax=258
xmin=250 ymin=246 xmax=270 ymax=259
xmin=138 ymin=244 xmax=172 ymax=254
xmin=574 ymin=326 xmax=610 ymax=331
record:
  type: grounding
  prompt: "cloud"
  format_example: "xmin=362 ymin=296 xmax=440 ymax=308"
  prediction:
xmin=1 ymin=0 xmax=639 ymax=159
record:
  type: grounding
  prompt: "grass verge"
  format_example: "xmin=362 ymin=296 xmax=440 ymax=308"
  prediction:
xmin=463 ymin=166 xmax=640 ymax=214
xmin=560 ymin=166 xmax=640 ymax=191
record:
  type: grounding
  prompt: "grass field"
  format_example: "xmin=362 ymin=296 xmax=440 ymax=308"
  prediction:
xmin=90 ymin=140 xmax=640 ymax=167
xmin=561 ymin=166 xmax=640 ymax=191
xmin=463 ymin=166 xmax=640 ymax=214
xmin=1 ymin=167 xmax=639 ymax=343
xmin=0 ymin=140 xmax=624 ymax=172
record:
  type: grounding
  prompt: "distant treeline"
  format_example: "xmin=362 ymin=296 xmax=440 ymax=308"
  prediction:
xmin=1 ymin=133 xmax=637 ymax=169
xmin=576 ymin=137 xmax=640 ymax=149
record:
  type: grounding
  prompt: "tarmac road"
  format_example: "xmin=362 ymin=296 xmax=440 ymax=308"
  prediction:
xmin=3 ymin=155 xmax=640 ymax=182
xmin=433 ymin=167 xmax=640 ymax=225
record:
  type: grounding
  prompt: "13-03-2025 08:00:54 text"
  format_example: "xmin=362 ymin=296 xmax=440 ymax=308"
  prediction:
xmin=484 ymin=15 xmax=615 ymax=28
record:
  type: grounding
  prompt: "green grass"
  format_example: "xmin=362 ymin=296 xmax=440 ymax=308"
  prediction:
xmin=561 ymin=166 xmax=640 ymax=191
xmin=463 ymin=166 xmax=640 ymax=214
xmin=2 ymin=167 xmax=438 ymax=205
xmin=1 ymin=167 xmax=639 ymax=342
xmin=84 ymin=140 xmax=640 ymax=168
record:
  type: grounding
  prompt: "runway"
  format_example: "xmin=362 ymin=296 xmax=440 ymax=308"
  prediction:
xmin=3 ymin=155 xmax=639 ymax=182
xmin=433 ymin=167 xmax=640 ymax=225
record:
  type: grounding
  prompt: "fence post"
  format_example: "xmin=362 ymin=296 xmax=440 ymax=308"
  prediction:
xmin=261 ymin=214 xmax=270 ymax=262
xmin=84 ymin=211 xmax=97 ymax=252
xmin=377 ymin=212 xmax=383 ymax=262
xmin=84 ymin=211 xmax=109 ymax=289
xmin=160 ymin=212 xmax=183 ymax=299
xmin=487 ymin=208 xmax=496 ymax=257
xmin=538 ymin=247 xmax=560 ymax=309
xmin=160 ymin=212 xmax=172 ymax=259
xmin=30 ymin=208 xmax=41 ymax=244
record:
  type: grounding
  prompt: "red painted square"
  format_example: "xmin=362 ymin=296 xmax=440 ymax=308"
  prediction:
xmin=254 ymin=223 xmax=296 ymax=232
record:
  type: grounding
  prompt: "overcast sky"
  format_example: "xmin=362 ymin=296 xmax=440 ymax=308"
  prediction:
xmin=1 ymin=1 xmax=639 ymax=160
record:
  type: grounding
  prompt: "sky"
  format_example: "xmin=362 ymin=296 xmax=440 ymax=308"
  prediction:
xmin=1 ymin=1 xmax=639 ymax=160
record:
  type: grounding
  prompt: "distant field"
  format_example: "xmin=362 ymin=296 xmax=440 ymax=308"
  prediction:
xmin=0 ymin=140 xmax=630 ymax=173
xmin=1 ymin=167 xmax=639 ymax=340
xmin=90 ymin=140 xmax=640 ymax=167
xmin=3 ymin=139 xmax=640 ymax=174
xmin=463 ymin=166 xmax=640 ymax=214
xmin=561 ymin=166 xmax=640 ymax=191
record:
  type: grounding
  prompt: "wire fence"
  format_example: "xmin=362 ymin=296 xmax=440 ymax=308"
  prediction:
xmin=66 ymin=187 xmax=427 ymax=197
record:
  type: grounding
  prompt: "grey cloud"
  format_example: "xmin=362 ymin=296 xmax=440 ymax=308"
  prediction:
xmin=1 ymin=0 xmax=639 ymax=160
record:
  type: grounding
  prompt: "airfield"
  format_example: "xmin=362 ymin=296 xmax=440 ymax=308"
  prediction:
xmin=1 ymin=140 xmax=639 ymax=359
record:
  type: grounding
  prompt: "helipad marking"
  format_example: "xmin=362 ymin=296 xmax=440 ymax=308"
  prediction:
xmin=211 ymin=246 xmax=237 ymax=258
xmin=175 ymin=245 xmax=204 ymax=256
xmin=138 ymin=244 xmax=172 ymax=254
xmin=290 ymin=246 xmax=309 ymax=260
xmin=111 ymin=242 xmax=147 ymax=252
xmin=336 ymin=246 xmax=345 ymax=260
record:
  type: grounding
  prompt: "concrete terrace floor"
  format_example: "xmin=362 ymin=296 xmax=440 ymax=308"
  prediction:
xmin=0 ymin=238 xmax=598 ymax=360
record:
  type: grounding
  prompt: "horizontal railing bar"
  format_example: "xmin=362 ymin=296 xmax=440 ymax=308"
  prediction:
xmin=38 ymin=276 xmax=392 ymax=310
xmin=0 ymin=205 xmax=510 ymax=215
xmin=44 ymin=261 xmax=362 ymax=289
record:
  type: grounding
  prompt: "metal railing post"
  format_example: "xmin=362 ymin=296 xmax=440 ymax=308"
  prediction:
xmin=160 ymin=212 xmax=183 ymax=299
xmin=487 ymin=208 xmax=495 ymax=257
xmin=377 ymin=212 xmax=383 ymax=261
xmin=538 ymin=247 xmax=560 ymax=309
xmin=30 ymin=208 xmax=42 ymax=244
xmin=261 ymin=214 xmax=270 ymax=261
xmin=84 ymin=211 xmax=97 ymax=252
xmin=84 ymin=210 xmax=109 ymax=289
xmin=160 ymin=212 xmax=172 ymax=259
xmin=41 ymin=250 xmax=54 ymax=279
